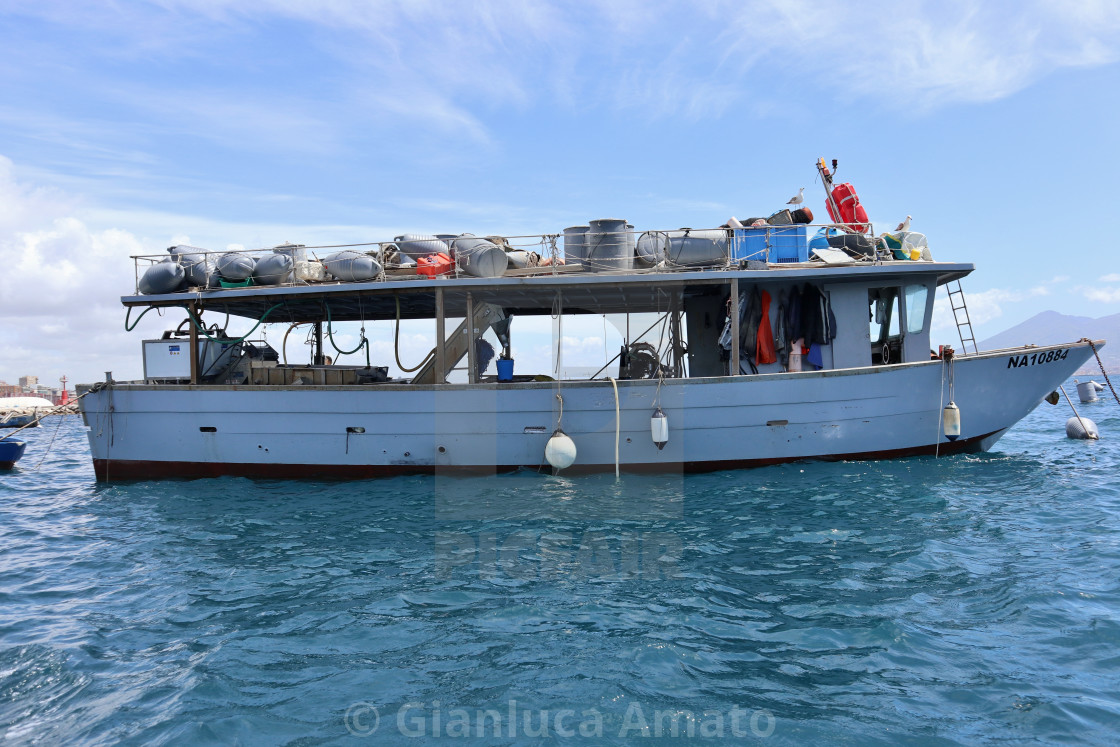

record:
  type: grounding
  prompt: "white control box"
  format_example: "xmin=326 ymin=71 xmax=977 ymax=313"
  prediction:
xmin=143 ymin=339 xmax=192 ymax=380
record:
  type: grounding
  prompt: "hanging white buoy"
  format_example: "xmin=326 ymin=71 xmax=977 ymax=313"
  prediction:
xmin=544 ymin=429 xmax=577 ymax=470
xmin=651 ymin=407 xmax=668 ymax=450
xmin=1066 ymin=416 xmax=1099 ymax=440
xmin=943 ymin=401 xmax=961 ymax=441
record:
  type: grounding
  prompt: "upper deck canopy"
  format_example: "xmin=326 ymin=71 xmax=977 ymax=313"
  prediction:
xmin=122 ymin=262 xmax=974 ymax=322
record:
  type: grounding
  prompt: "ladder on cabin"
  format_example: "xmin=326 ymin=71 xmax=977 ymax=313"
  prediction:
xmin=946 ymin=280 xmax=978 ymax=355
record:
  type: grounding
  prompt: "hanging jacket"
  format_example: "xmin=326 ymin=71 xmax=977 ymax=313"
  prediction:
xmin=800 ymin=284 xmax=837 ymax=345
xmin=774 ymin=291 xmax=789 ymax=367
xmin=738 ymin=288 xmax=762 ymax=374
xmin=740 ymin=288 xmax=760 ymax=357
xmin=787 ymin=284 xmax=802 ymax=343
xmin=756 ymin=290 xmax=776 ymax=364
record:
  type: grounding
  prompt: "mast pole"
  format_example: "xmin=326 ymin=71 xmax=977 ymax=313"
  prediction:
xmin=313 ymin=322 xmax=324 ymax=365
xmin=188 ymin=301 xmax=200 ymax=385
xmin=435 ymin=288 xmax=447 ymax=384
xmin=729 ymin=277 xmax=740 ymax=376
xmin=465 ymin=292 xmax=477 ymax=384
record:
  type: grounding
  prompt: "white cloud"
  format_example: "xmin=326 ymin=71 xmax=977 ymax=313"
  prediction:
xmin=0 ymin=156 xmax=412 ymax=386
xmin=717 ymin=0 xmax=1120 ymax=111
xmin=931 ymin=284 xmax=1050 ymax=333
xmin=6 ymin=0 xmax=1118 ymax=152
xmin=1100 ymin=273 xmax=1120 ymax=282
xmin=1078 ymin=286 xmax=1120 ymax=304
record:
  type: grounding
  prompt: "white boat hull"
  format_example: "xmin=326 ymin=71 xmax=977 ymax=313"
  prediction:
xmin=78 ymin=342 xmax=1096 ymax=480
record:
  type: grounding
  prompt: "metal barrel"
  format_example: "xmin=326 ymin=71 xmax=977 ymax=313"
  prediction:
xmin=563 ymin=225 xmax=589 ymax=268
xmin=586 ymin=218 xmax=632 ymax=272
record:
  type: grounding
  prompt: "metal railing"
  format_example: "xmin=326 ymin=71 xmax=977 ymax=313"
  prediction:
xmin=127 ymin=222 xmax=915 ymax=296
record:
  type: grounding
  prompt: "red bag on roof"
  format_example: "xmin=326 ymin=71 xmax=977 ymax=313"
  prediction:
xmin=826 ymin=183 xmax=870 ymax=233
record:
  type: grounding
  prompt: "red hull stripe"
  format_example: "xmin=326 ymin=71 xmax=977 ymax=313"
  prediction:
xmin=92 ymin=430 xmax=999 ymax=481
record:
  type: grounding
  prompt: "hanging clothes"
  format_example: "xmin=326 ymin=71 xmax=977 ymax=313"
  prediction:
xmin=756 ymin=290 xmax=776 ymax=364
xmin=774 ymin=291 xmax=789 ymax=368
xmin=800 ymin=283 xmax=836 ymax=345
xmin=717 ymin=301 xmax=733 ymax=351
xmin=806 ymin=342 xmax=824 ymax=369
xmin=739 ymin=287 xmax=762 ymax=374
xmin=787 ymin=284 xmax=802 ymax=343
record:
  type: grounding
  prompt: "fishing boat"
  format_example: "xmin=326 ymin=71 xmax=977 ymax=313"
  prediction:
xmin=0 ymin=397 xmax=55 ymax=429
xmin=76 ymin=161 xmax=1104 ymax=480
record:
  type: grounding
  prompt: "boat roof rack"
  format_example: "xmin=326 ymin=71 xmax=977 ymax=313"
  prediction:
xmin=123 ymin=262 xmax=974 ymax=322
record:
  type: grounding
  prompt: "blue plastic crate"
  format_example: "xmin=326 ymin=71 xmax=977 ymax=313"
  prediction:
xmin=732 ymin=225 xmax=808 ymax=263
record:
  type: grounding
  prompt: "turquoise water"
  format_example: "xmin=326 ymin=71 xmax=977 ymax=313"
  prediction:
xmin=2 ymin=390 xmax=1119 ymax=745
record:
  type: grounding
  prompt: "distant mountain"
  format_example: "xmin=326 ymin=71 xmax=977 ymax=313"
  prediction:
xmin=980 ymin=311 xmax=1120 ymax=373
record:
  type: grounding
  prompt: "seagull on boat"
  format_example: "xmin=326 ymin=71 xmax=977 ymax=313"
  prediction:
xmin=896 ymin=215 xmax=911 ymax=232
xmin=786 ymin=188 xmax=805 ymax=208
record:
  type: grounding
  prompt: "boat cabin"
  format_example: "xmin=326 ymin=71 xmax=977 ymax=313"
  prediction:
xmin=123 ymin=229 xmax=971 ymax=388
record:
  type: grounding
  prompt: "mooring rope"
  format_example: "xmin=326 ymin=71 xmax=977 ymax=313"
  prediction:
xmin=1060 ymin=384 xmax=1097 ymax=440
xmin=607 ymin=377 xmax=620 ymax=479
xmin=0 ymin=388 xmax=99 ymax=442
xmin=32 ymin=412 xmax=66 ymax=470
xmin=1083 ymin=338 xmax=1120 ymax=406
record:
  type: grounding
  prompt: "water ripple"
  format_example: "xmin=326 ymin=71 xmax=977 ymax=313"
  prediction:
xmin=2 ymin=396 xmax=1120 ymax=744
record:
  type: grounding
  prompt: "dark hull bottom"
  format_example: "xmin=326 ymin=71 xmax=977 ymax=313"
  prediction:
xmin=92 ymin=430 xmax=998 ymax=481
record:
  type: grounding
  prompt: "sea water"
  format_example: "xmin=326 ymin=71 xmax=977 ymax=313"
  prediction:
xmin=1 ymin=385 xmax=1119 ymax=745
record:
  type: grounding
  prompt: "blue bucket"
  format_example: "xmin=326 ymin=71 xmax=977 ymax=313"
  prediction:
xmin=496 ymin=358 xmax=514 ymax=382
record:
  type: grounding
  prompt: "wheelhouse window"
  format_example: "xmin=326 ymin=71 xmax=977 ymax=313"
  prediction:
xmin=868 ymin=288 xmax=901 ymax=365
xmin=904 ymin=285 xmax=929 ymax=335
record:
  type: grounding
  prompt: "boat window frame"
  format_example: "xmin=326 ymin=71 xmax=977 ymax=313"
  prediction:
xmin=903 ymin=284 xmax=930 ymax=336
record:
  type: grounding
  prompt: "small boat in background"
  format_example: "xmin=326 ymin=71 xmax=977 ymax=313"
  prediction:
xmin=0 ymin=438 xmax=27 ymax=468
xmin=0 ymin=397 xmax=55 ymax=428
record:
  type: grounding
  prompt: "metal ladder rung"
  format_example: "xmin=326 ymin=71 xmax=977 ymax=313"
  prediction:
xmin=945 ymin=280 xmax=979 ymax=355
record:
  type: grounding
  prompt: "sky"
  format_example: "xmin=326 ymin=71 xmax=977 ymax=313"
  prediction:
xmin=2 ymin=0 xmax=1120 ymax=387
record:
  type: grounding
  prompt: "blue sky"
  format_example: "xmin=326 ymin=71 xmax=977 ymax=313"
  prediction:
xmin=2 ymin=0 xmax=1120 ymax=386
